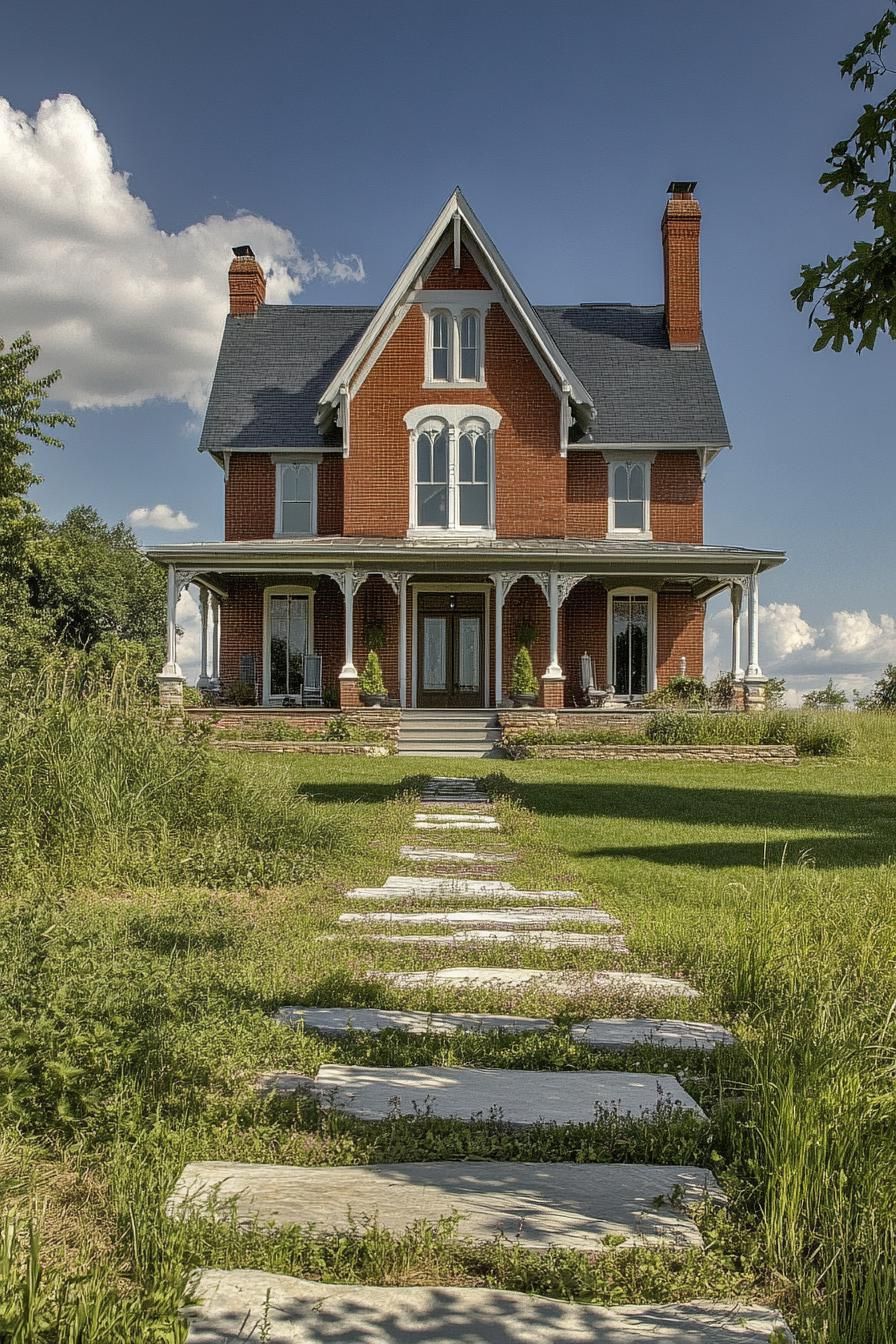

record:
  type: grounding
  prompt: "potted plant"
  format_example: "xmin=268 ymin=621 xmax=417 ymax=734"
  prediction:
xmin=358 ymin=648 xmax=388 ymax=707
xmin=510 ymin=646 xmax=539 ymax=707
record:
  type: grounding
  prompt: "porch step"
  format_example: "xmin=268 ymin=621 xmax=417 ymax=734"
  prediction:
xmin=398 ymin=709 xmax=504 ymax=758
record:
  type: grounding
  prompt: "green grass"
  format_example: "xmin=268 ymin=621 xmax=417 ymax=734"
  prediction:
xmin=2 ymin=694 xmax=895 ymax=1340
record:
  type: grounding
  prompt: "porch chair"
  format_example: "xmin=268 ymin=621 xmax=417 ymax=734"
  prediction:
xmin=579 ymin=653 xmax=613 ymax=708
xmin=300 ymin=653 xmax=323 ymax=707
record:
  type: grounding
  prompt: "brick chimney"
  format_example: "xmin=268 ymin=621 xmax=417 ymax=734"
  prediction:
xmin=228 ymin=245 xmax=266 ymax=316
xmin=661 ymin=182 xmax=701 ymax=348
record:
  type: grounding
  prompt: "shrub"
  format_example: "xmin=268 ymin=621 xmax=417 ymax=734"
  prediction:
xmin=644 ymin=675 xmax=711 ymax=708
xmin=510 ymin=646 xmax=538 ymax=697
xmin=225 ymin=678 xmax=255 ymax=705
xmin=358 ymin=649 xmax=387 ymax=698
xmin=646 ymin=710 xmax=851 ymax=756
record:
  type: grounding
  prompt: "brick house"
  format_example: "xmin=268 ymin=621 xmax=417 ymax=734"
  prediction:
xmin=148 ymin=186 xmax=784 ymax=712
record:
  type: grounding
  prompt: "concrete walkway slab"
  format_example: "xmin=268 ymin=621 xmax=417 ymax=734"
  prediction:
xmin=264 ymin=1063 xmax=706 ymax=1123
xmin=346 ymin=886 xmax=581 ymax=902
xmin=400 ymin=846 xmax=517 ymax=863
xmin=185 ymin=1273 xmax=793 ymax=1343
xmin=379 ymin=966 xmax=700 ymax=999
xmin=169 ymin=1160 xmax=722 ymax=1251
xmin=274 ymin=1006 xmax=553 ymax=1036
xmin=573 ymin=1018 xmax=736 ymax=1051
xmin=338 ymin=907 xmax=619 ymax=928
xmin=361 ymin=930 xmax=628 ymax=950
xmin=385 ymin=876 xmax=516 ymax=891
xmin=415 ymin=819 xmax=501 ymax=831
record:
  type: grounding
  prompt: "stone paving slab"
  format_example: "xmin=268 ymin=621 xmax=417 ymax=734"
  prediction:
xmin=414 ymin=819 xmax=501 ymax=831
xmin=385 ymin=876 xmax=516 ymax=891
xmin=414 ymin=812 xmax=496 ymax=822
xmin=573 ymin=1018 xmax=736 ymax=1051
xmin=169 ymin=1160 xmax=723 ymax=1251
xmin=185 ymin=1272 xmax=794 ymax=1343
xmin=400 ymin=846 xmax=518 ymax=863
xmin=346 ymin=886 xmax=581 ymax=902
xmin=379 ymin=966 xmax=700 ymax=999
xmin=358 ymin=930 xmax=628 ymax=950
xmin=339 ymin=907 xmax=619 ymax=928
xmin=274 ymin=1006 xmax=553 ymax=1036
xmin=261 ymin=1063 xmax=706 ymax=1123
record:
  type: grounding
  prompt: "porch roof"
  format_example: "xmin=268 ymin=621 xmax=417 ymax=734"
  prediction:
xmin=146 ymin=536 xmax=785 ymax=596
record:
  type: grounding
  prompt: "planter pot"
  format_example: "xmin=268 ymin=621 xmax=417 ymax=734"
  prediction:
xmin=512 ymin=692 xmax=538 ymax=707
xmin=359 ymin=692 xmax=387 ymax=707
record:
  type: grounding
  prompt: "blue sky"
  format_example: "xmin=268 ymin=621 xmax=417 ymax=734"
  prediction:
xmin=1 ymin=0 xmax=893 ymax=694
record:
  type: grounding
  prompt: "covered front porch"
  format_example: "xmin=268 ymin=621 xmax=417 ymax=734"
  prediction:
xmin=147 ymin=539 xmax=785 ymax=711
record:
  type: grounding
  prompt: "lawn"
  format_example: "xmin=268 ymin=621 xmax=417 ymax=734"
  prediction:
xmin=1 ymin=698 xmax=894 ymax=1341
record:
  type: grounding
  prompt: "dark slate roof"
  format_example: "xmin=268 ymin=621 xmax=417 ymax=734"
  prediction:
xmin=199 ymin=302 xmax=729 ymax=453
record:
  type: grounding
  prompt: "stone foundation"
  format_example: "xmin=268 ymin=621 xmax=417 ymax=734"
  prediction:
xmin=505 ymin=743 xmax=798 ymax=764
xmin=211 ymin=741 xmax=390 ymax=756
xmin=157 ymin=673 xmax=185 ymax=710
xmin=185 ymin=707 xmax=401 ymax=749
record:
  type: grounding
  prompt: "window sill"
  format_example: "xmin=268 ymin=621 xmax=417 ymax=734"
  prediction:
xmin=406 ymin=527 xmax=496 ymax=541
xmin=274 ymin=531 xmax=317 ymax=540
xmin=422 ymin=379 xmax=487 ymax=391
xmin=607 ymin=530 xmax=653 ymax=541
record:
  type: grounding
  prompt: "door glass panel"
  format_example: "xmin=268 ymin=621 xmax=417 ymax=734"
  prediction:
xmin=455 ymin=616 xmax=480 ymax=693
xmin=423 ymin=617 xmax=448 ymax=690
xmin=270 ymin=595 xmax=307 ymax=697
xmin=612 ymin=597 xmax=649 ymax=696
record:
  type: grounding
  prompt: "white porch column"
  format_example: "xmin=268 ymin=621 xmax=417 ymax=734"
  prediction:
xmin=339 ymin=567 xmax=358 ymax=679
xmin=546 ymin=570 xmax=562 ymax=677
xmin=162 ymin=565 xmax=182 ymax=676
xmin=197 ymin=587 xmax=210 ymax=687
xmin=730 ymin=581 xmax=744 ymax=681
xmin=398 ymin=573 xmax=408 ymax=707
xmin=746 ymin=572 xmax=762 ymax=678
xmin=210 ymin=595 xmax=220 ymax=686
xmin=493 ymin=574 xmax=505 ymax=706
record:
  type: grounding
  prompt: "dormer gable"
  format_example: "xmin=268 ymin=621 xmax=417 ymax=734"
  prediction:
xmin=315 ymin=189 xmax=594 ymax=454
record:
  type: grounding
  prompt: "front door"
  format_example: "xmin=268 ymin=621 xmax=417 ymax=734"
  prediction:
xmin=611 ymin=594 xmax=649 ymax=697
xmin=417 ymin=592 xmax=485 ymax=707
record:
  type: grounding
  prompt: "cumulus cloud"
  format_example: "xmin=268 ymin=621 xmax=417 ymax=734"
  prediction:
xmin=760 ymin=602 xmax=818 ymax=661
xmin=0 ymin=94 xmax=364 ymax=411
xmin=128 ymin=503 xmax=197 ymax=531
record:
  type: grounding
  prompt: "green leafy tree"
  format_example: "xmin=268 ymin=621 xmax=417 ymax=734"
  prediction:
xmin=803 ymin=679 xmax=849 ymax=710
xmin=0 ymin=333 xmax=74 ymax=669
xmin=765 ymin=676 xmax=787 ymax=708
xmin=33 ymin=505 xmax=165 ymax=656
xmin=855 ymin=663 xmax=896 ymax=709
xmin=793 ymin=9 xmax=896 ymax=350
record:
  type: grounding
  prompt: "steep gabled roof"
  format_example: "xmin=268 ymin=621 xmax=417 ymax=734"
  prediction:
xmin=314 ymin=188 xmax=594 ymax=430
xmin=199 ymin=302 xmax=730 ymax=455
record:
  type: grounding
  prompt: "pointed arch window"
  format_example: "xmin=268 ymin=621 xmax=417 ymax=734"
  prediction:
xmin=431 ymin=312 xmax=450 ymax=382
xmin=426 ymin=305 xmax=486 ymax=384
xmin=416 ymin=421 xmax=450 ymax=527
xmin=275 ymin=460 xmax=317 ymax=536
xmin=458 ymin=421 xmax=489 ymax=526
xmin=606 ymin=455 xmax=653 ymax=536
xmin=407 ymin=406 xmax=499 ymax=533
xmin=460 ymin=312 xmax=481 ymax=380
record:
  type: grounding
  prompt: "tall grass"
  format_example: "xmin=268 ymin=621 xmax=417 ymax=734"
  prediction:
xmin=0 ymin=668 xmax=341 ymax=890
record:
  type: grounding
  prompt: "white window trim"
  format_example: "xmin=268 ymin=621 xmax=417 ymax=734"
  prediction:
xmin=602 ymin=450 xmax=655 ymax=539
xmin=404 ymin=404 xmax=500 ymax=537
xmin=420 ymin=294 xmax=491 ymax=388
xmin=605 ymin=586 xmax=657 ymax=700
xmin=273 ymin=455 xmax=320 ymax=538
xmin=262 ymin=584 xmax=315 ymax=704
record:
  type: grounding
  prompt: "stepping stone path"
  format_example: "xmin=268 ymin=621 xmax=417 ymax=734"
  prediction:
xmin=176 ymin=777 xmax=789 ymax=1342
xmin=338 ymin=906 xmax=620 ymax=927
xmin=381 ymin=965 xmax=701 ymax=998
xmin=185 ymin=1272 xmax=794 ymax=1342
xmin=257 ymin=1063 xmax=707 ymax=1123
xmin=400 ymin=845 xmax=518 ymax=863
xmin=169 ymin=1159 xmax=723 ymax=1250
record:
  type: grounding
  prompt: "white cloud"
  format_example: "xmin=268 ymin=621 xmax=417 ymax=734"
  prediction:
xmin=175 ymin=586 xmax=201 ymax=685
xmin=128 ymin=503 xmax=197 ymax=531
xmin=0 ymin=94 xmax=364 ymax=411
xmin=761 ymin=602 xmax=818 ymax=660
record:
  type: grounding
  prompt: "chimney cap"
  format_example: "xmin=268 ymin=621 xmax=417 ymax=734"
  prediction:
xmin=667 ymin=180 xmax=697 ymax=195
xmin=232 ymin=244 xmax=256 ymax=259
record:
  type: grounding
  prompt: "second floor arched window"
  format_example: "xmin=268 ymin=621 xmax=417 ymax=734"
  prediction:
xmin=406 ymin=405 xmax=500 ymax=533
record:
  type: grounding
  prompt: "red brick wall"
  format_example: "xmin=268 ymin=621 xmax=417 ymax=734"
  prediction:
xmin=566 ymin=454 xmax=608 ymax=538
xmin=423 ymin=243 xmax=491 ymax=290
xmin=657 ymin=591 xmax=704 ymax=683
xmin=224 ymin=453 xmax=344 ymax=540
xmin=219 ymin=575 xmax=264 ymax=693
xmin=347 ymin=304 xmax=565 ymax=537
xmin=354 ymin=575 xmax=400 ymax=700
xmin=561 ymin=580 xmax=608 ymax=704
xmin=501 ymin=578 xmax=550 ymax=701
xmin=651 ymin=452 xmax=703 ymax=543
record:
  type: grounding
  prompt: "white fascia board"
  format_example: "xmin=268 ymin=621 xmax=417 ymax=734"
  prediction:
xmin=316 ymin=188 xmax=594 ymax=425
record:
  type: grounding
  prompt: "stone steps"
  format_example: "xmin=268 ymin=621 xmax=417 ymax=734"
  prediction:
xmin=400 ymin=845 xmax=518 ymax=863
xmin=356 ymin=929 xmax=629 ymax=950
xmin=168 ymin=1159 xmax=724 ymax=1251
xmin=257 ymin=1064 xmax=706 ymax=1124
xmin=274 ymin=1005 xmax=734 ymax=1050
xmin=184 ymin=1272 xmax=794 ymax=1343
xmin=346 ymin=885 xmax=581 ymax=902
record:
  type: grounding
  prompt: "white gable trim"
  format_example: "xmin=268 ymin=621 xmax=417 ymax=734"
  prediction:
xmin=315 ymin=189 xmax=594 ymax=429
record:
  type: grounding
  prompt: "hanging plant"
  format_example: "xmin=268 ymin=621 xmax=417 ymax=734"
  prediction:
xmin=517 ymin=619 xmax=537 ymax=649
xmin=365 ymin=621 xmax=386 ymax=652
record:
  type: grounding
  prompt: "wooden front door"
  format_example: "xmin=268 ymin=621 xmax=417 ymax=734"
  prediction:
xmin=416 ymin=592 xmax=485 ymax=707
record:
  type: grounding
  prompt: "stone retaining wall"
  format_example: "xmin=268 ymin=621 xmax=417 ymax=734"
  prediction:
xmin=187 ymin=707 xmax=400 ymax=747
xmin=505 ymin=743 xmax=798 ymax=764
xmin=498 ymin=709 xmax=659 ymax=733
xmin=210 ymin=740 xmax=390 ymax=756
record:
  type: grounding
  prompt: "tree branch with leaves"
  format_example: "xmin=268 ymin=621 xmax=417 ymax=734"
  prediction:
xmin=793 ymin=9 xmax=896 ymax=351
